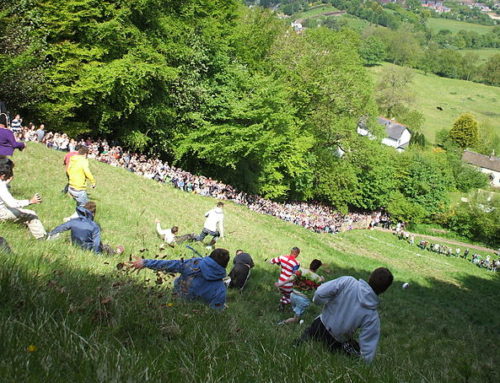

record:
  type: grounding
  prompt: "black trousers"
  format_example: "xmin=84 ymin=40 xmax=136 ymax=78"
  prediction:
xmin=299 ymin=317 xmax=360 ymax=356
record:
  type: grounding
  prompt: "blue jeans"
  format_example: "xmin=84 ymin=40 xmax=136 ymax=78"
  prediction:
xmin=195 ymin=228 xmax=220 ymax=242
xmin=68 ymin=187 xmax=89 ymax=206
xmin=291 ymin=292 xmax=311 ymax=317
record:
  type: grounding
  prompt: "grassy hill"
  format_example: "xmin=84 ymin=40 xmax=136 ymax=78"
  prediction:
xmin=459 ymin=48 xmax=500 ymax=62
xmin=369 ymin=63 xmax=500 ymax=142
xmin=0 ymin=143 xmax=498 ymax=382
xmin=427 ymin=18 xmax=494 ymax=34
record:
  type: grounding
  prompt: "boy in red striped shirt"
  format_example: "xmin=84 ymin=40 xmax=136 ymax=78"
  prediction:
xmin=269 ymin=247 xmax=300 ymax=310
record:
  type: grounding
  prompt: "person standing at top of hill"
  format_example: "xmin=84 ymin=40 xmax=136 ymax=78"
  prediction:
xmin=195 ymin=202 xmax=224 ymax=248
xmin=276 ymin=259 xmax=324 ymax=324
xmin=0 ymin=156 xmax=46 ymax=239
xmin=10 ymin=115 xmax=22 ymax=133
xmin=269 ymin=247 xmax=300 ymax=310
xmin=0 ymin=124 xmax=25 ymax=156
xmin=67 ymin=146 xmax=95 ymax=207
xmin=296 ymin=267 xmax=393 ymax=363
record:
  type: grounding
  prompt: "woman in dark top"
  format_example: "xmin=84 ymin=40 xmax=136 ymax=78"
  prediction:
xmin=0 ymin=124 xmax=25 ymax=156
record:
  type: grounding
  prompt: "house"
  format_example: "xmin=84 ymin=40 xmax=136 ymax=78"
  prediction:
xmin=378 ymin=117 xmax=412 ymax=152
xmin=462 ymin=150 xmax=500 ymax=187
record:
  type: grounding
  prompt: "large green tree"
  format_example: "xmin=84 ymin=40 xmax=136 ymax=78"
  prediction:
xmin=449 ymin=113 xmax=479 ymax=149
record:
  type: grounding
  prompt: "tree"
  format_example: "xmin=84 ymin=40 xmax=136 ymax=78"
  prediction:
xmin=359 ymin=36 xmax=386 ymax=66
xmin=449 ymin=113 xmax=479 ymax=148
xmin=375 ymin=65 xmax=414 ymax=117
xmin=480 ymin=53 xmax=500 ymax=86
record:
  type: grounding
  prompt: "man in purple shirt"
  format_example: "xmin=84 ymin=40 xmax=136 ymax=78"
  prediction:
xmin=0 ymin=124 xmax=25 ymax=156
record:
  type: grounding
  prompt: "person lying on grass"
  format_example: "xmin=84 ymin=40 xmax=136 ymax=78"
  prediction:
xmin=47 ymin=201 xmax=124 ymax=255
xmin=128 ymin=248 xmax=230 ymax=310
xmin=155 ymin=219 xmax=195 ymax=247
xmin=296 ymin=267 xmax=393 ymax=363
xmin=276 ymin=259 xmax=324 ymax=325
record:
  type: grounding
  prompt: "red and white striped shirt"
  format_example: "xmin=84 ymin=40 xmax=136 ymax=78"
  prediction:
xmin=271 ymin=255 xmax=300 ymax=284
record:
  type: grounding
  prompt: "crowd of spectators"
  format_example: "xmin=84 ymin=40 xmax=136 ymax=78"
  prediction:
xmin=17 ymin=122 xmax=372 ymax=234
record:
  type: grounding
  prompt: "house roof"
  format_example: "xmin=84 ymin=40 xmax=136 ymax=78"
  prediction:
xmin=377 ymin=117 xmax=409 ymax=140
xmin=462 ymin=150 xmax=500 ymax=172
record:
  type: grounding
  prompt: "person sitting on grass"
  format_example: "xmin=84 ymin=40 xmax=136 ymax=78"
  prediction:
xmin=228 ymin=249 xmax=254 ymax=290
xmin=155 ymin=219 xmax=195 ymax=247
xmin=128 ymin=248 xmax=230 ymax=310
xmin=276 ymin=259 xmax=324 ymax=325
xmin=296 ymin=267 xmax=393 ymax=363
xmin=47 ymin=201 xmax=123 ymax=255
xmin=0 ymin=156 xmax=46 ymax=239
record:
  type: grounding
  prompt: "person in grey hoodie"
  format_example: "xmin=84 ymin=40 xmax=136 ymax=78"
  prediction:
xmin=296 ymin=267 xmax=393 ymax=363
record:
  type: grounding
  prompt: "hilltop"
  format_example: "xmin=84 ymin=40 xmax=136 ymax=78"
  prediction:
xmin=0 ymin=143 xmax=498 ymax=382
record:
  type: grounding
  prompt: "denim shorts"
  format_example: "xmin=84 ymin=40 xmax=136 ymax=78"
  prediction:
xmin=291 ymin=292 xmax=311 ymax=317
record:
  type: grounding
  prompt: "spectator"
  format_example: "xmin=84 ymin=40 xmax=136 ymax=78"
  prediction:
xmin=10 ymin=114 xmax=22 ymax=133
xmin=128 ymin=248 xmax=230 ymax=310
xmin=0 ymin=156 xmax=46 ymax=239
xmin=155 ymin=219 xmax=195 ymax=246
xmin=296 ymin=267 xmax=394 ymax=363
xmin=36 ymin=124 xmax=45 ymax=142
xmin=0 ymin=124 xmax=25 ymax=156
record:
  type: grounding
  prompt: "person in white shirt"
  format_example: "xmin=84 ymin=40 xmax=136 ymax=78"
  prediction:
xmin=195 ymin=202 xmax=224 ymax=248
xmin=155 ymin=219 xmax=195 ymax=247
xmin=0 ymin=157 xmax=46 ymax=239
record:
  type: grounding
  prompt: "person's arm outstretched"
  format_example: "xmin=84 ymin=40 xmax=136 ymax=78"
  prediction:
xmin=358 ymin=315 xmax=381 ymax=363
xmin=129 ymin=257 xmax=184 ymax=273
xmin=47 ymin=221 xmax=74 ymax=239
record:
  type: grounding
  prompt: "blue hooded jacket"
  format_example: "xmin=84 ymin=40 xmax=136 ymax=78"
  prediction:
xmin=48 ymin=206 xmax=102 ymax=253
xmin=143 ymin=257 xmax=227 ymax=310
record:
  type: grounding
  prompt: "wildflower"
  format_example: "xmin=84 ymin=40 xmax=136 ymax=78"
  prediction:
xmin=166 ymin=303 xmax=174 ymax=307
xmin=27 ymin=345 xmax=37 ymax=352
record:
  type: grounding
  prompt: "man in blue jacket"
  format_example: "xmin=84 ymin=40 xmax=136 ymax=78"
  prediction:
xmin=129 ymin=248 xmax=230 ymax=310
xmin=47 ymin=202 xmax=122 ymax=255
xmin=296 ymin=267 xmax=393 ymax=363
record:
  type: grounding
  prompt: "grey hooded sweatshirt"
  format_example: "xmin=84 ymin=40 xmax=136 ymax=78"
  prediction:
xmin=313 ymin=276 xmax=380 ymax=363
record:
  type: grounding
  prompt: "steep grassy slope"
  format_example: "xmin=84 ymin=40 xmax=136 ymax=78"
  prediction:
xmin=427 ymin=18 xmax=494 ymax=34
xmin=0 ymin=143 xmax=498 ymax=382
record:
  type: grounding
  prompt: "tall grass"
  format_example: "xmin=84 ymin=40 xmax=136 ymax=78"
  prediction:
xmin=0 ymin=143 xmax=498 ymax=382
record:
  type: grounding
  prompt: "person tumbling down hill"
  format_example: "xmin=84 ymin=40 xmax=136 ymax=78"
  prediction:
xmin=47 ymin=202 xmax=123 ymax=255
xmin=128 ymin=248 xmax=230 ymax=310
xmin=195 ymin=202 xmax=224 ymax=248
xmin=0 ymin=156 xmax=46 ymax=239
xmin=155 ymin=219 xmax=195 ymax=247
xmin=276 ymin=259 xmax=324 ymax=325
xmin=269 ymin=247 xmax=300 ymax=310
xmin=296 ymin=267 xmax=393 ymax=363
xmin=228 ymin=250 xmax=254 ymax=289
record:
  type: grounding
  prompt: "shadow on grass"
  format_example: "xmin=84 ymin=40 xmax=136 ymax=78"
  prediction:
xmin=0 ymin=243 xmax=498 ymax=383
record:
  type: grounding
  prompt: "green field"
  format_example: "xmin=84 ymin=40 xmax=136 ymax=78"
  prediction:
xmin=427 ymin=17 xmax=494 ymax=34
xmin=294 ymin=5 xmax=339 ymax=20
xmin=459 ymin=48 xmax=500 ymax=62
xmin=369 ymin=63 xmax=500 ymax=142
xmin=0 ymin=143 xmax=498 ymax=382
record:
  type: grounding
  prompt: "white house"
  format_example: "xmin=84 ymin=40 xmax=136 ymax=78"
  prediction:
xmin=378 ymin=117 xmax=412 ymax=152
xmin=462 ymin=150 xmax=500 ymax=187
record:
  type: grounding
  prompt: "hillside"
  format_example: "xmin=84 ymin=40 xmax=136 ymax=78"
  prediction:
xmin=369 ymin=63 xmax=500 ymax=142
xmin=427 ymin=17 xmax=495 ymax=34
xmin=0 ymin=143 xmax=498 ymax=382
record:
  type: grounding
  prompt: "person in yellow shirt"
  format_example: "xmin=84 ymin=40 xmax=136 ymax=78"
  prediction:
xmin=67 ymin=146 xmax=95 ymax=207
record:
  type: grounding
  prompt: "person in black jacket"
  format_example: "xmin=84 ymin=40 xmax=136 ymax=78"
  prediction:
xmin=228 ymin=249 xmax=254 ymax=290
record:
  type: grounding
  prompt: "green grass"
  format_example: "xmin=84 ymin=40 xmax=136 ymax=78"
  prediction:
xmin=459 ymin=48 xmax=500 ymax=62
xmin=294 ymin=5 xmax=339 ymax=20
xmin=0 ymin=143 xmax=498 ymax=382
xmin=369 ymin=63 xmax=500 ymax=143
xmin=427 ymin=17 xmax=494 ymax=34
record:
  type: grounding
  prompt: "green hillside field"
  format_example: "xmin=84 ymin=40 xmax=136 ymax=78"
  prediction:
xmin=0 ymin=143 xmax=498 ymax=382
xmin=427 ymin=17 xmax=494 ymax=34
xmin=459 ymin=48 xmax=500 ymax=62
xmin=369 ymin=63 xmax=500 ymax=142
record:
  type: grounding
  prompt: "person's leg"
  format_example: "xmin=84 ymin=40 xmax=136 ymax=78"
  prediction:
xmin=296 ymin=317 xmax=342 ymax=352
xmin=279 ymin=285 xmax=292 ymax=308
xmin=3 ymin=207 xmax=47 ymax=239
xmin=176 ymin=234 xmax=195 ymax=243
xmin=68 ymin=188 xmax=89 ymax=207
xmin=195 ymin=229 xmax=208 ymax=242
